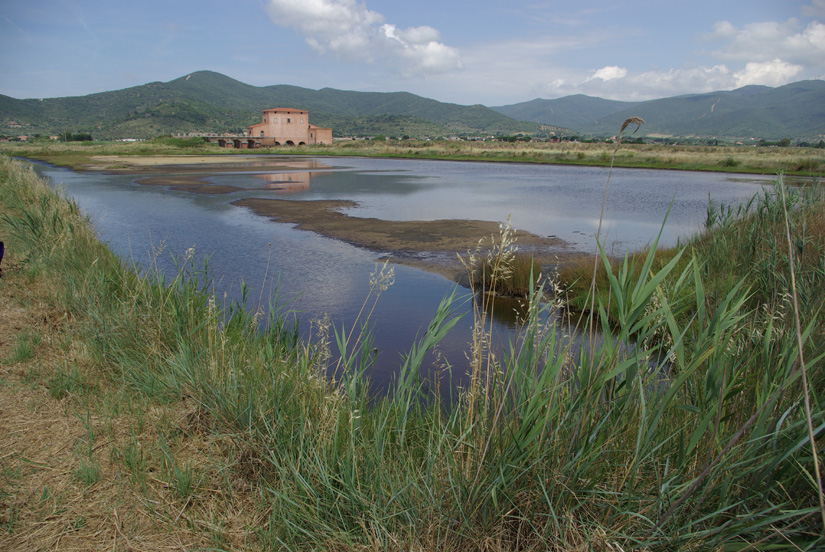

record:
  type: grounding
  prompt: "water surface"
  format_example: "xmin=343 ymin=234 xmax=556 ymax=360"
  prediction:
xmin=31 ymin=156 xmax=772 ymax=391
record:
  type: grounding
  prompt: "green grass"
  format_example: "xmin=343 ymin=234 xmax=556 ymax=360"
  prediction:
xmin=112 ymin=433 xmax=148 ymax=489
xmin=473 ymin=252 xmax=541 ymax=298
xmin=72 ymin=460 xmax=100 ymax=486
xmin=2 ymin=153 xmax=824 ymax=550
xmin=6 ymin=330 xmax=41 ymax=364
xmin=47 ymin=363 xmax=94 ymax=400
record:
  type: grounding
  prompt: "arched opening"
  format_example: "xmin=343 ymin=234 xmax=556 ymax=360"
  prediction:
xmin=233 ymin=139 xmax=242 ymax=149
xmin=247 ymin=140 xmax=256 ymax=149
xmin=298 ymin=141 xmax=306 ymax=146
xmin=273 ymin=141 xmax=281 ymax=146
xmin=260 ymin=130 xmax=265 ymax=137
xmin=218 ymin=139 xmax=227 ymax=148
xmin=285 ymin=140 xmax=295 ymax=146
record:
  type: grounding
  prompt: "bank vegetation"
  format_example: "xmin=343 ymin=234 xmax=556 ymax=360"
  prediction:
xmin=1 ymin=151 xmax=824 ymax=550
xmin=2 ymin=137 xmax=825 ymax=176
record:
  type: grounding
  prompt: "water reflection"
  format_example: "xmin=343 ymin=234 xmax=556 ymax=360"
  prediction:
xmin=255 ymin=172 xmax=313 ymax=192
xmin=475 ymin=292 xmax=532 ymax=327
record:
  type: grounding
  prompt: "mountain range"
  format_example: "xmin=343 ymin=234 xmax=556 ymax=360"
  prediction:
xmin=493 ymin=80 xmax=825 ymax=140
xmin=1 ymin=70 xmax=823 ymax=140
xmin=0 ymin=71 xmax=544 ymax=140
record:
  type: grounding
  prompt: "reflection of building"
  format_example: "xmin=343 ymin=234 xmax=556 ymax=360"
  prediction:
xmin=246 ymin=108 xmax=332 ymax=147
xmin=255 ymin=171 xmax=312 ymax=192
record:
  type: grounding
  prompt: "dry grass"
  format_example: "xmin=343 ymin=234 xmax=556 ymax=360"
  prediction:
xmin=0 ymin=182 xmax=264 ymax=551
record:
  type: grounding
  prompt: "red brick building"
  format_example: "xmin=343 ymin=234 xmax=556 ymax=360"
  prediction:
xmin=246 ymin=108 xmax=332 ymax=146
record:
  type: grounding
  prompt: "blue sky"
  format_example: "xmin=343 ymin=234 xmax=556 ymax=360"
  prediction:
xmin=2 ymin=0 xmax=823 ymax=105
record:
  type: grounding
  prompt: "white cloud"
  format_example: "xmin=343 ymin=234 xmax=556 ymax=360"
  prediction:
xmin=536 ymin=65 xmax=738 ymax=101
xmin=415 ymin=32 xmax=620 ymax=103
xmin=587 ymin=65 xmax=627 ymax=82
xmin=709 ymin=21 xmax=737 ymax=39
xmin=707 ymin=19 xmax=825 ymax=67
xmin=733 ymin=59 xmax=803 ymax=87
xmin=265 ymin=0 xmax=461 ymax=76
xmin=266 ymin=0 xmax=381 ymax=59
xmin=387 ymin=24 xmax=441 ymax=45
xmin=529 ymin=56 xmax=813 ymax=102
xmin=382 ymin=23 xmax=461 ymax=75
xmin=628 ymin=66 xmax=735 ymax=96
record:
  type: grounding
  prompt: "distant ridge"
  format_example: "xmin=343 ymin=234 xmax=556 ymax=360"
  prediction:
xmin=493 ymin=95 xmax=640 ymax=131
xmin=1 ymin=71 xmax=823 ymax=140
xmin=0 ymin=71 xmax=544 ymax=140
xmin=493 ymin=80 xmax=825 ymax=140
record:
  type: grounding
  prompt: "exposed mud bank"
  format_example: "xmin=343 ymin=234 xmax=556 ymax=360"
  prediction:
xmin=232 ymin=197 xmax=575 ymax=280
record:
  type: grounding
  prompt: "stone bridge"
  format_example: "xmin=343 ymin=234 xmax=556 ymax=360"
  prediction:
xmin=174 ymin=133 xmax=306 ymax=149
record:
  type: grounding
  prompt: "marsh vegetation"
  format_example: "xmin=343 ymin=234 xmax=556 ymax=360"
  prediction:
xmin=4 ymin=137 xmax=825 ymax=176
xmin=1 ymin=143 xmax=824 ymax=550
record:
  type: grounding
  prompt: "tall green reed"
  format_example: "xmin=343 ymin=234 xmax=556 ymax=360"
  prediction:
xmin=3 ymin=153 xmax=823 ymax=550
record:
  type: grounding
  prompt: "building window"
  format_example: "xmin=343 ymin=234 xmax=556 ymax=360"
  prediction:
xmin=260 ymin=131 xmax=265 ymax=137
xmin=287 ymin=118 xmax=291 ymax=123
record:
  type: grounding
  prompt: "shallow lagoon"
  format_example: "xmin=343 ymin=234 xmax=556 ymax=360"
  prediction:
xmin=32 ymin=156 xmax=772 ymax=391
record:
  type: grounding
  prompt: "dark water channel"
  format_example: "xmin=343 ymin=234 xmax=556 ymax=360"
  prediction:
xmin=30 ymin=156 xmax=772 ymax=392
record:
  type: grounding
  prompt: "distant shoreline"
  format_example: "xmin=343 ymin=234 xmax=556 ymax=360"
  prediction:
xmin=3 ymin=139 xmax=823 ymax=177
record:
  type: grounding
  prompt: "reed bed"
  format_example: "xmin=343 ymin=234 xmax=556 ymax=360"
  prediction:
xmin=317 ymin=140 xmax=825 ymax=174
xmin=2 ymin=153 xmax=824 ymax=550
xmin=307 ymin=139 xmax=825 ymax=174
xmin=4 ymin=138 xmax=825 ymax=176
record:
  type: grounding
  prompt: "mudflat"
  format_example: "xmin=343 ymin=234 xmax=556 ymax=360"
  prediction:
xmin=233 ymin=197 xmax=572 ymax=279
xmin=134 ymin=176 xmax=243 ymax=194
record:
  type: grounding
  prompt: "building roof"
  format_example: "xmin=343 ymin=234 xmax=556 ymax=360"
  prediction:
xmin=261 ymin=107 xmax=308 ymax=114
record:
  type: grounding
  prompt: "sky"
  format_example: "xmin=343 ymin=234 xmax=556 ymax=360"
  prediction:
xmin=1 ymin=0 xmax=824 ymax=106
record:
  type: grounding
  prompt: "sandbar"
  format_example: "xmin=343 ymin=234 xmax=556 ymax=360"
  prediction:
xmin=134 ymin=176 xmax=243 ymax=194
xmin=232 ymin=198 xmax=574 ymax=280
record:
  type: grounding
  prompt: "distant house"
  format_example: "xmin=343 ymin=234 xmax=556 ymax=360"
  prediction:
xmin=246 ymin=108 xmax=332 ymax=146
